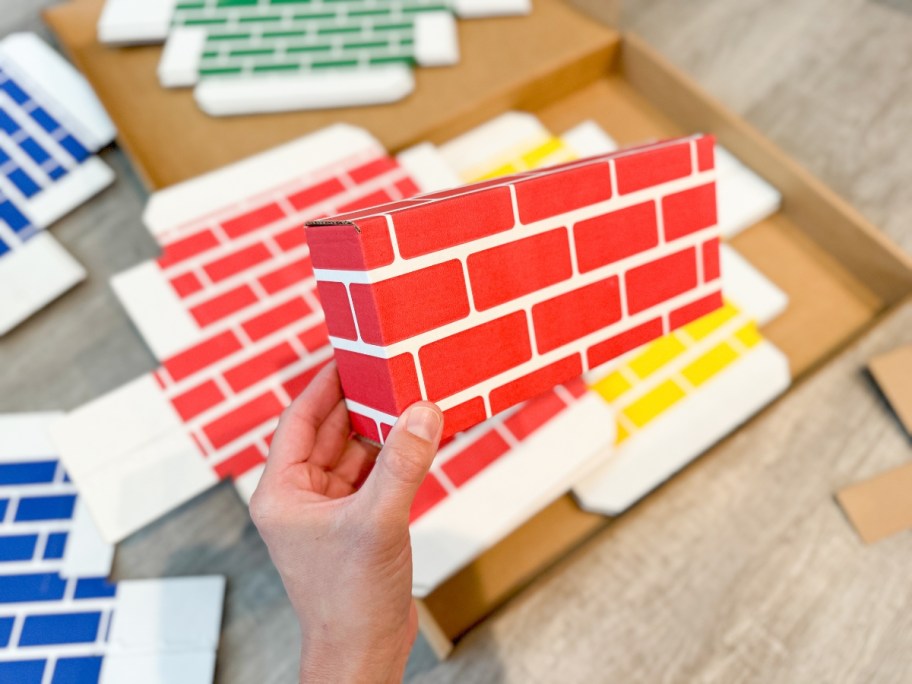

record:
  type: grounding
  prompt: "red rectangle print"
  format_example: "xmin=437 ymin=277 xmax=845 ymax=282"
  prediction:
xmin=306 ymin=135 xmax=719 ymax=441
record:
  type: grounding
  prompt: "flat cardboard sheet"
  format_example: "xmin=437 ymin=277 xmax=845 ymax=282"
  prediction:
xmin=868 ymin=345 xmax=912 ymax=436
xmin=44 ymin=0 xmax=616 ymax=189
xmin=837 ymin=462 xmax=912 ymax=544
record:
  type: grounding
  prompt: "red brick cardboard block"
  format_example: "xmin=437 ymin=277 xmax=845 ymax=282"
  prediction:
xmin=306 ymin=135 xmax=722 ymax=441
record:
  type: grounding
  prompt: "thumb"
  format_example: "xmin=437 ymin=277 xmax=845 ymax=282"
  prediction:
xmin=359 ymin=402 xmax=443 ymax=519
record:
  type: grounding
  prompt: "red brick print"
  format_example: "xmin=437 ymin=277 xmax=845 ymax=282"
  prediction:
xmin=350 ymin=261 xmax=470 ymax=345
xmin=392 ymin=187 xmax=515 ymax=259
xmin=442 ymin=398 xmax=487 ymax=436
xmin=532 ymin=277 xmax=622 ymax=354
xmin=586 ymin=318 xmax=664 ymax=370
xmin=213 ymin=445 xmax=265 ymax=480
xmin=563 ymin=376 xmax=587 ymax=398
xmin=442 ymin=431 xmax=511 ymax=487
xmin=259 ymin=256 xmax=313 ymax=295
xmin=306 ymin=216 xmax=394 ymax=271
xmin=419 ymin=312 xmax=532 ymax=402
xmin=514 ymin=163 xmax=612 ymax=224
xmin=171 ymin=380 xmax=224 ymax=421
xmin=170 ymin=271 xmax=203 ymax=298
xmin=203 ymin=392 xmax=284 ymax=449
xmin=410 ymin=474 xmax=447 ymax=523
xmin=164 ymin=331 xmax=243 ymax=382
xmin=625 ymin=247 xmax=698 ymax=314
xmin=574 ymin=201 xmax=658 ymax=273
xmin=381 ymin=423 xmax=393 ymax=440
xmin=702 ymin=238 xmax=721 ymax=281
xmin=288 ymin=177 xmax=345 ymax=211
xmin=696 ymin=136 xmax=715 ymax=172
xmin=395 ymin=178 xmax=419 ymax=198
xmin=158 ymin=230 xmax=219 ymax=268
xmin=224 ymin=342 xmax=299 ymax=393
xmin=349 ymin=157 xmax=398 ymax=184
xmin=503 ymin=390 xmax=567 ymax=441
xmin=203 ymin=243 xmax=272 ymax=283
xmin=274 ymin=226 xmax=308 ymax=252
xmin=242 ymin=297 xmax=311 ymax=342
xmin=282 ymin=358 xmax=330 ymax=398
xmin=349 ymin=411 xmax=380 ymax=443
xmin=324 ymin=200 xmax=426 ymax=224
xmin=338 ymin=189 xmax=394 ymax=214
xmin=315 ymin=282 xmax=357 ymax=341
xmin=190 ymin=285 xmax=259 ymax=327
xmin=222 ymin=202 xmax=286 ymax=239
xmin=615 ymin=142 xmax=692 ymax=195
xmin=669 ymin=291 xmax=723 ymax=329
xmin=467 ymin=229 xmax=572 ymax=311
xmin=334 ymin=350 xmax=422 ymax=415
xmin=298 ymin=322 xmax=329 ymax=352
xmin=662 ymin=183 xmax=717 ymax=241
xmin=489 ymin=354 xmax=582 ymax=415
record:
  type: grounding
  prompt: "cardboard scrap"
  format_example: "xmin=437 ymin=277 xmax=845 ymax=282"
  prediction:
xmin=837 ymin=462 xmax=912 ymax=544
xmin=868 ymin=344 xmax=912 ymax=436
xmin=0 ymin=32 xmax=115 ymax=335
xmin=0 ymin=414 xmax=225 ymax=684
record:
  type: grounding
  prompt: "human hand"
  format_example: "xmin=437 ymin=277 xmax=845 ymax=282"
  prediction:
xmin=250 ymin=361 xmax=443 ymax=683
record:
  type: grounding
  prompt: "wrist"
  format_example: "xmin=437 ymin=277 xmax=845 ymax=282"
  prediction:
xmin=299 ymin=634 xmax=408 ymax=683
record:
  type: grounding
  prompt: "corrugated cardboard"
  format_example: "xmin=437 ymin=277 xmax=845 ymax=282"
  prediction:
xmin=837 ymin=462 xmax=912 ymax=544
xmin=868 ymin=345 xmax=912 ymax=436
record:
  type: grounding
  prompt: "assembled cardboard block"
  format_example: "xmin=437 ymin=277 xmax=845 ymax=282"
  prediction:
xmin=306 ymin=135 xmax=723 ymax=441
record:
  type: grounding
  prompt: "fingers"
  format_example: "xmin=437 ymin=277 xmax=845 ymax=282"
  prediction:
xmin=265 ymin=361 xmax=342 ymax=474
xmin=333 ymin=438 xmax=380 ymax=490
xmin=308 ymin=400 xmax=355 ymax=469
xmin=358 ymin=402 xmax=443 ymax=520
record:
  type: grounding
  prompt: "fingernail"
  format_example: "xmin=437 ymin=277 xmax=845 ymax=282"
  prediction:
xmin=405 ymin=406 xmax=441 ymax=442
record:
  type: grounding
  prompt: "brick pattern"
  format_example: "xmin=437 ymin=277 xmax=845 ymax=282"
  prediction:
xmin=411 ymin=379 xmax=586 ymax=522
xmin=144 ymin=151 xmax=421 ymax=484
xmin=589 ymin=300 xmax=763 ymax=443
xmin=308 ymin=135 xmax=722 ymax=442
xmin=0 ymin=61 xmax=92 ymax=259
xmin=0 ymin=452 xmax=117 ymax=683
xmin=172 ymin=0 xmax=450 ymax=80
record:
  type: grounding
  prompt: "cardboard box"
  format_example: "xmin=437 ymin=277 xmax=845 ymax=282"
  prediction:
xmin=305 ymin=137 xmax=722 ymax=441
xmin=45 ymin=0 xmax=912 ymax=657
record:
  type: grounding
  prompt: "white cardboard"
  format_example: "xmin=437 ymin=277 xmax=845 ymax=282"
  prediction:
xmin=715 ymin=145 xmax=782 ymax=238
xmin=0 ymin=411 xmax=60 ymax=458
xmin=25 ymin=157 xmax=115 ymax=229
xmin=97 ymin=0 xmax=178 ymax=45
xmin=143 ymin=123 xmax=384 ymax=236
xmin=51 ymin=375 xmax=219 ymax=542
xmin=453 ymin=0 xmax=533 ymax=18
xmin=396 ymin=142 xmax=462 ymax=194
xmin=108 ymin=576 xmax=226 ymax=652
xmin=412 ymin=392 xmax=614 ymax=596
xmin=0 ymin=32 xmax=115 ymax=149
xmin=573 ymin=342 xmax=790 ymax=515
xmin=562 ymin=120 xmax=619 ymax=157
xmin=720 ymin=244 xmax=788 ymax=325
xmin=100 ymin=651 xmax=218 ymax=684
xmin=158 ymin=27 xmax=207 ymax=88
xmin=0 ymin=232 xmax=85 ymax=336
xmin=414 ymin=12 xmax=460 ymax=67
xmin=194 ymin=66 xmax=415 ymax=117
xmin=60 ymin=499 xmax=117 ymax=578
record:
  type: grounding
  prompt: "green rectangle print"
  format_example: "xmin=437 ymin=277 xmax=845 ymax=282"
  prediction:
xmin=168 ymin=0 xmax=454 ymax=81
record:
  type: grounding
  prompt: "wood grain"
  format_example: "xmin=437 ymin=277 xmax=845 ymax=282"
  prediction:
xmin=2 ymin=1 xmax=911 ymax=681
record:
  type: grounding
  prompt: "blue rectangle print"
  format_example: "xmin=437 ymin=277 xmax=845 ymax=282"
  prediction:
xmin=19 ymin=611 xmax=102 ymax=646
xmin=0 ymin=460 xmax=58 ymax=485
xmin=0 ymin=659 xmax=45 ymax=683
xmin=0 ymin=534 xmax=38 ymax=562
xmin=14 ymin=494 xmax=76 ymax=522
xmin=52 ymin=656 xmax=103 ymax=684
xmin=0 ymin=77 xmax=30 ymax=105
xmin=73 ymin=578 xmax=116 ymax=600
xmin=0 ymin=200 xmax=30 ymax=232
xmin=0 ymin=573 xmax=67 ymax=604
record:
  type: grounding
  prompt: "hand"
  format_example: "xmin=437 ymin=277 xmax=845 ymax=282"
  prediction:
xmin=250 ymin=361 xmax=443 ymax=683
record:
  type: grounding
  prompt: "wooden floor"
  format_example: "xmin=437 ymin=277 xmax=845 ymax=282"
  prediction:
xmin=3 ymin=1 xmax=912 ymax=681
